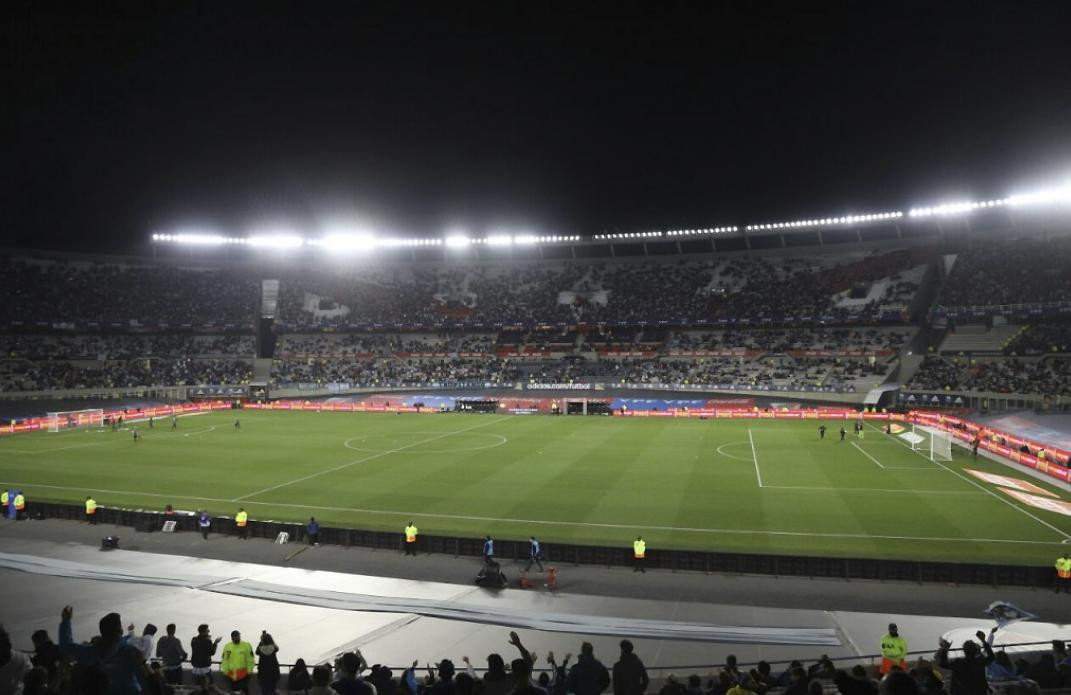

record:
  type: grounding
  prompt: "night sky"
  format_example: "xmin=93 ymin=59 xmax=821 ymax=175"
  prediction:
xmin=5 ymin=2 xmax=1071 ymax=252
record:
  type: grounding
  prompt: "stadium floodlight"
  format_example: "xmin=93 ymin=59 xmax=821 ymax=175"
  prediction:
xmin=247 ymin=233 xmax=304 ymax=249
xmin=445 ymin=234 xmax=471 ymax=247
xmin=315 ymin=233 xmax=376 ymax=252
xmin=747 ymin=211 xmax=902 ymax=231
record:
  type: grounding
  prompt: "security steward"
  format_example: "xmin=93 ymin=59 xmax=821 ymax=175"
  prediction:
xmin=85 ymin=496 xmax=98 ymax=525
xmin=14 ymin=491 xmax=26 ymax=520
xmin=1 ymin=489 xmax=8 ymax=517
xmin=235 ymin=508 xmax=249 ymax=539
xmin=1055 ymin=555 xmax=1071 ymax=593
xmin=632 ymin=536 xmax=646 ymax=573
xmin=404 ymin=521 xmax=419 ymax=556
xmin=220 ymin=630 xmax=255 ymax=693
xmin=879 ymin=623 xmax=908 ymax=674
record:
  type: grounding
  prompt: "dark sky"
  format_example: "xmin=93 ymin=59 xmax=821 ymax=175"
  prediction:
xmin=5 ymin=1 xmax=1071 ymax=251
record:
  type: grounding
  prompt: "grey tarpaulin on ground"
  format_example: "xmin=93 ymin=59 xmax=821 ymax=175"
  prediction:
xmin=0 ymin=552 xmax=841 ymax=646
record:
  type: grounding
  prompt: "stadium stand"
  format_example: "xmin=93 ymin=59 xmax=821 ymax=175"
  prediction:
xmin=907 ymin=356 xmax=1071 ymax=397
xmin=5 ymin=611 xmax=1069 ymax=695
xmin=936 ymin=237 xmax=1071 ymax=310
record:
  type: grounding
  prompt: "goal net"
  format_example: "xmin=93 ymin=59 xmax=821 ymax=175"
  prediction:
xmin=46 ymin=409 xmax=105 ymax=433
xmin=909 ymin=424 xmax=953 ymax=462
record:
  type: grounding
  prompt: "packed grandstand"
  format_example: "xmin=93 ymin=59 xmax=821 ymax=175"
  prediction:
xmin=0 ymin=235 xmax=1068 ymax=404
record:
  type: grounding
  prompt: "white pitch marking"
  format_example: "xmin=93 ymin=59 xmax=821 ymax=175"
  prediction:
xmin=0 ymin=478 xmax=1063 ymax=547
xmin=231 ymin=415 xmax=512 ymax=501
xmin=761 ymin=485 xmax=983 ymax=495
xmin=747 ymin=428 xmax=764 ymax=487
xmin=866 ymin=421 xmax=1071 ymax=541
xmin=851 ymin=441 xmax=885 ymax=469
xmin=714 ymin=441 xmax=754 ymax=462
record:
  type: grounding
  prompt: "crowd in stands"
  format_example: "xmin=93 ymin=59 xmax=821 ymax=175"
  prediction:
xmin=7 ymin=608 xmax=1071 ymax=695
xmin=0 ymin=335 xmax=255 ymax=361
xmin=0 ymin=259 xmax=259 ymax=327
xmin=275 ymin=250 xmax=922 ymax=330
xmin=0 ymin=359 xmax=252 ymax=392
xmin=276 ymin=334 xmax=496 ymax=357
xmin=665 ymin=329 xmax=911 ymax=354
xmin=937 ymin=238 xmax=1071 ymax=309
xmin=1004 ymin=323 xmax=1071 ymax=356
xmin=271 ymin=358 xmax=520 ymax=387
xmin=907 ymin=356 xmax=1071 ymax=396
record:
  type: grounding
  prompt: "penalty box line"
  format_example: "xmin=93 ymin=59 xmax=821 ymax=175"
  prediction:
xmin=0 ymin=478 xmax=1063 ymax=547
xmin=865 ymin=421 xmax=1071 ymax=541
xmin=851 ymin=441 xmax=944 ymax=471
xmin=231 ymin=415 xmax=513 ymax=502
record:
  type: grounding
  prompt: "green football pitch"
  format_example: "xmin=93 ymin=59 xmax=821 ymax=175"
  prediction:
xmin=2 ymin=410 xmax=1069 ymax=566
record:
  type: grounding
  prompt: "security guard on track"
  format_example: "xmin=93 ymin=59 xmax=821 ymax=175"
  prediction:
xmin=1055 ymin=555 xmax=1071 ymax=593
xmin=633 ymin=536 xmax=646 ymax=573
xmin=85 ymin=496 xmax=98 ymax=525
xmin=14 ymin=491 xmax=26 ymax=520
xmin=235 ymin=508 xmax=249 ymax=539
xmin=404 ymin=521 xmax=419 ymax=555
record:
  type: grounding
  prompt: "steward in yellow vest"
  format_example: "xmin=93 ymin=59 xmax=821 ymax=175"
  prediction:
xmin=85 ymin=497 xmax=98 ymax=525
xmin=14 ymin=492 xmax=26 ymax=519
xmin=1 ymin=489 xmax=8 ymax=516
xmin=1056 ymin=556 xmax=1071 ymax=593
xmin=235 ymin=509 xmax=249 ymax=539
xmin=879 ymin=623 xmax=908 ymax=674
xmin=220 ymin=631 xmax=255 ymax=687
xmin=404 ymin=522 xmax=419 ymax=556
xmin=632 ymin=536 xmax=646 ymax=573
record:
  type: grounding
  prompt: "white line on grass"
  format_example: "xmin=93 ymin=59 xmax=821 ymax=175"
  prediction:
xmin=714 ymin=442 xmax=754 ymax=462
xmin=231 ymin=415 xmax=513 ymax=502
xmin=852 ymin=440 xmax=944 ymax=470
xmin=865 ymin=421 xmax=1071 ymax=540
xmin=747 ymin=428 xmax=764 ymax=487
xmin=0 ymin=478 xmax=1062 ymax=547
xmin=851 ymin=441 xmax=885 ymax=469
xmin=761 ymin=485 xmax=982 ymax=495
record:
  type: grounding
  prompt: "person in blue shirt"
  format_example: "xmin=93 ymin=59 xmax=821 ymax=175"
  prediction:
xmin=59 ymin=605 xmax=147 ymax=695
xmin=525 ymin=537 xmax=544 ymax=572
xmin=483 ymin=535 xmax=494 ymax=565
xmin=306 ymin=517 xmax=320 ymax=545
xmin=198 ymin=511 xmax=211 ymax=540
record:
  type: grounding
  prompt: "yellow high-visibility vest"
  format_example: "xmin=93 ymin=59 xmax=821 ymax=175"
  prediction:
xmin=405 ymin=525 xmax=418 ymax=542
xmin=1 ymin=491 xmax=8 ymax=505
xmin=14 ymin=494 xmax=25 ymax=510
xmin=86 ymin=499 xmax=97 ymax=514
xmin=633 ymin=540 xmax=646 ymax=559
xmin=235 ymin=511 xmax=248 ymax=527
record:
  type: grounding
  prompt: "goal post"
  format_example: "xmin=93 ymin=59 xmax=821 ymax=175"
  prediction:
xmin=910 ymin=424 xmax=953 ymax=462
xmin=46 ymin=409 xmax=105 ymax=432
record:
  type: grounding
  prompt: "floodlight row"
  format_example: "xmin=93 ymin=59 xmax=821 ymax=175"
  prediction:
xmin=746 ymin=212 xmax=902 ymax=232
xmin=151 ymin=232 xmax=580 ymax=250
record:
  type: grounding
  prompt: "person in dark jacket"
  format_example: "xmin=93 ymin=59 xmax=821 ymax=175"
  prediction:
xmin=935 ymin=630 xmax=995 ymax=695
xmin=257 ymin=632 xmax=281 ymax=695
xmin=478 ymin=654 xmax=512 ymax=695
xmin=190 ymin=624 xmax=222 ymax=686
xmin=30 ymin=630 xmax=62 ymax=680
xmin=612 ymin=641 xmax=649 ymax=695
xmin=509 ymin=658 xmax=546 ymax=695
xmin=288 ymin=659 xmax=312 ymax=693
xmin=566 ymin=643 xmax=610 ymax=695
xmin=155 ymin=624 xmax=188 ymax=685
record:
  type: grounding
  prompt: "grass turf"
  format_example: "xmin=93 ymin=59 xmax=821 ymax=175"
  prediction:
xmin=1 ymin=410 xmax=1069 ymax=566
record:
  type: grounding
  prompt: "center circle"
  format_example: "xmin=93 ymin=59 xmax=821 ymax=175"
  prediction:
xmin=344 ymin=431 xmax=508 ymax=454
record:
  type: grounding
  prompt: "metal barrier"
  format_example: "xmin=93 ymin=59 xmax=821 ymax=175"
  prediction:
xmin=26 ymin=500 xmax=1057 ymax=588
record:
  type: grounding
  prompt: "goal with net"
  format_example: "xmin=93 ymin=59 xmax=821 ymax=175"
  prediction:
xmin=46 ymin=409 xmax=105 ymax=432
xmin=904 ymin=424 xmax=954 ymax=461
